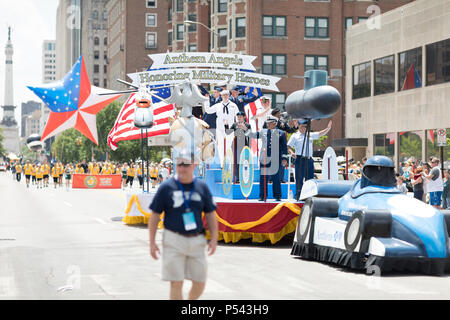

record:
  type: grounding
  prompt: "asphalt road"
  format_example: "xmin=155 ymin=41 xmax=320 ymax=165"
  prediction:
xmin=1 ymin=171 xmax=450 ymax=300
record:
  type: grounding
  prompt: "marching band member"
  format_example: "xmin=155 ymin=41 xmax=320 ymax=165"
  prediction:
xmin=126 ymin=164 xmax=135 ymax=188
xmin=23 ymin=160 xmax=33 ymax=188
xmin=36 ymin=164 xmax=44 ymax=189
xmin=51 ymin=165 xmax=59 ymax=188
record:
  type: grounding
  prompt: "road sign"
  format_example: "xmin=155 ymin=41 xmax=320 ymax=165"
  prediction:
xmin=437 ymin=128 xmax=447 ymax=147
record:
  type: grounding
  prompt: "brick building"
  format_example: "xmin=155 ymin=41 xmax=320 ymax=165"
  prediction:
xmin=106 ymin=0 xmax=170 ymax=92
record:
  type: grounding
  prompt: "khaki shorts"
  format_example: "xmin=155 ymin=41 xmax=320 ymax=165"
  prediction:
xmin=162 ymin=229 xmax=208 ymax=283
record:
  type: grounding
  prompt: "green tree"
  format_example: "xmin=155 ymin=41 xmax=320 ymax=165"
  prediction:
xmin=399 ymin=133 xmax=422 ymax=161
xmin=0 ymin=127 xmax=6 ymax=158
xmin=313 ymin=135 xmax=328 ymax=149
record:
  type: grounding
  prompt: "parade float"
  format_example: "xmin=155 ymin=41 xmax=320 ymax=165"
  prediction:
xmin=113 ymin=52 xmax=344 ymax=244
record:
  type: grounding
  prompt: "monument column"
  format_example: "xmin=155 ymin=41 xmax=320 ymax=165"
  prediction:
xmin=0 ymin=27 xmax=20 ymax=155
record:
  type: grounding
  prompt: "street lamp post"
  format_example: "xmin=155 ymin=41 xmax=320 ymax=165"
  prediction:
xmin=183 ymin=20 xmax=219 ymax=52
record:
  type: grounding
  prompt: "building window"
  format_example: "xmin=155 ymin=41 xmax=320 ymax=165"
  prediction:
xmin=94 ymin=51 xmax=99 ymax=60
xmin=266 ymin=93 xmax=286 ymax=110
xmin=176 ymin=24 xmax=184 ymax=40
xmin=92 ymin=10 xmax=98 ymax=20
xmin=103 ymin=10 xmax=107 ymax=20
xmin=305 ymin=17 xmax=329 ymax=38
xmin=94 ymin=65 xmax=99 ymax=73
xmin=188 ymin=14 xmax=197 ymax=32
xmin=426 ymin=38 xmax=450 ymax=86
xmin=374 ymin=133 xmax=395 ymax=159
xmin=374 ymin=55 xmax=395 ymax=95
xmin=236 ymin=17 xmax=246 ymax=38
xmin=176 ymin=0 xmax=183 ymax=12
xmin=262 ymin=16 xmax=286 ymax=37
xmin=104 ymin=65 xmax=107 ymax=74
xmin=189 ymin=44 xmax=197 ymax=52
xmin=352 ymin=61 xmax=371 ymax=99
xmin=305 ymin=55 xmax=328 ymax=72
xmin=357 ymin=17 xmax=368 ymax=24
xmin=218 ymin=28 xmax=227 ymax=47
xmin=218 ymin=0 xmax=227 ymax=13
xmin=262 ymin=54 xmax=286 ymax=75
xmin=146 ymin=32 xmax=157 ymax=48
xmin=94 ymin=37 xmax=100 ymax=45
xmin=398 ymin=47 xmax=422 ymax=91
xmin=345 ymin=17 xmax=353 ymax=30
xmin=229 ymin=19 xmax=232 ymax=39
xmin=146 ymin=13 xmax=157 ymax=27
xmin=168 ymin=31 xmax=172 ymax=46
xmin=399 ymin=131 xmax=423 ymax=163
xmin=146 ymin=0 xmax=157 ymax=8
xmin=168 ymin=6 xmax=172 ymax=21
xmin=104 ymin=37 xmax=107 ymax=46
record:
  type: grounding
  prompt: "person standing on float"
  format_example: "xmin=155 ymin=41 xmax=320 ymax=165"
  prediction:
xmin=203 ymin=90 xmax=239 ymax=167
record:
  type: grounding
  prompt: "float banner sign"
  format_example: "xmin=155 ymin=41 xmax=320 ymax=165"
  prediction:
xmin=72 ymin=174 xmax=122 ymax=189
xmin=148 ymin=52 xmax=257 ymax=71
xmin=128 ymin=68 xmax=280 ymax=92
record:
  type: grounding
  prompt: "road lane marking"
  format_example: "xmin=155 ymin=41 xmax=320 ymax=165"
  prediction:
xmin=63 ymin=201 xmax=73 ymax=207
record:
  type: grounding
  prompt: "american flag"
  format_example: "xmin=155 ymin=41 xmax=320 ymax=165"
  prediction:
xmin=243 ymin=87 xmax=264 ymax=157
xmin=107 ymin=93 xmax=175 ymax=151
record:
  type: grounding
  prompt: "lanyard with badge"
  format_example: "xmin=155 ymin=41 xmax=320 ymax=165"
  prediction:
xmin=175 ymin=177 xmax=198 ymax=231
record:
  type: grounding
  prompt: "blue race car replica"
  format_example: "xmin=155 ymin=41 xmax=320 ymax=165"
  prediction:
xmin=291 ymin=156 xmax=450 ymax=274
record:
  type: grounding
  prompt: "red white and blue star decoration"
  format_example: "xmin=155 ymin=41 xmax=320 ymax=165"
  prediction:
xmin=27 ymin=56 xmax=122 ymax=144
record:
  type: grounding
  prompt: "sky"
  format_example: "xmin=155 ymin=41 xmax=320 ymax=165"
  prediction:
xmin=0 ymin=0 xmax=58 ymax=122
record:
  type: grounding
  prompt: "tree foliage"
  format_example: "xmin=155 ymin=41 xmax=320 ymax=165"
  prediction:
xmin=0 ymin=127 xmax=6 ymax=158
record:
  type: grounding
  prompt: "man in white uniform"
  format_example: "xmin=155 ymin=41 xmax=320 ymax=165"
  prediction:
xmin=204 ymin=90 xmax=239 ymax=167
xmin=288 ymin=120 xmax=332 ymax=200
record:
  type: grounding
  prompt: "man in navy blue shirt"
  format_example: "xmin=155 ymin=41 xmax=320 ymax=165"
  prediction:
xmin=246 ymin=116 xmax=288 ymax=201
xmin=230 ymin=86 xmax=261 ymax=114
xmin=148 ymin=149 xmax=218 ymax=300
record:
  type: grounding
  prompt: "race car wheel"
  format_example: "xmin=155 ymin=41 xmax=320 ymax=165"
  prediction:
xmin=296 ymin=197 xmax=340 ymax=244
xmin=344 ymin=212 xmax=363 ymax=252
xmin=296 ymin=200 xmax=312 ymax=244
xmin=344 ymin=210 xmax=392 ymax=253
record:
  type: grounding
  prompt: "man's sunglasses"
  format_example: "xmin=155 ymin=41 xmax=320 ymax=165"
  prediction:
xmin=176 ymin=162 xmax=192 ymax=167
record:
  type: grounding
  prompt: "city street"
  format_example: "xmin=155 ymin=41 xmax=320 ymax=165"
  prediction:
xmin=1 ymin=172 xmax=450 ymax=300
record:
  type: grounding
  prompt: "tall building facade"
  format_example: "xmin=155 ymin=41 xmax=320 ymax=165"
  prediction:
xmin=56 ymin=0 xmax=109 ymax=86
xmin=344 ymin=0 xmax=450 ymax=168
xmin=81 ymin=0 xmax=109 ymax=88
xmin=168 ymin=0 xmax=211 ymax=53
xmin=20 ymin=101 xmax=41 ymax=137
xmin=1 ymin=27 xmax=20 ymax=155
xmin=56 ymin=0 xmax=81 ymax=79
xmin=106 ymin=0 xmax=170 ymax=92
xmin=42 ymin=40 xmax=57 ymax=83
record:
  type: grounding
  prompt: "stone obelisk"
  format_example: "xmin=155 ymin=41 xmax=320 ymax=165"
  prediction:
xmin=0 ymin=26 xmax=20 ymax=155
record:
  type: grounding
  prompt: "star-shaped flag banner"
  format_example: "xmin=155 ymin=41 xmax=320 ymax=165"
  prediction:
xmin=27 ymin=56 xmax=122 ymax=144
